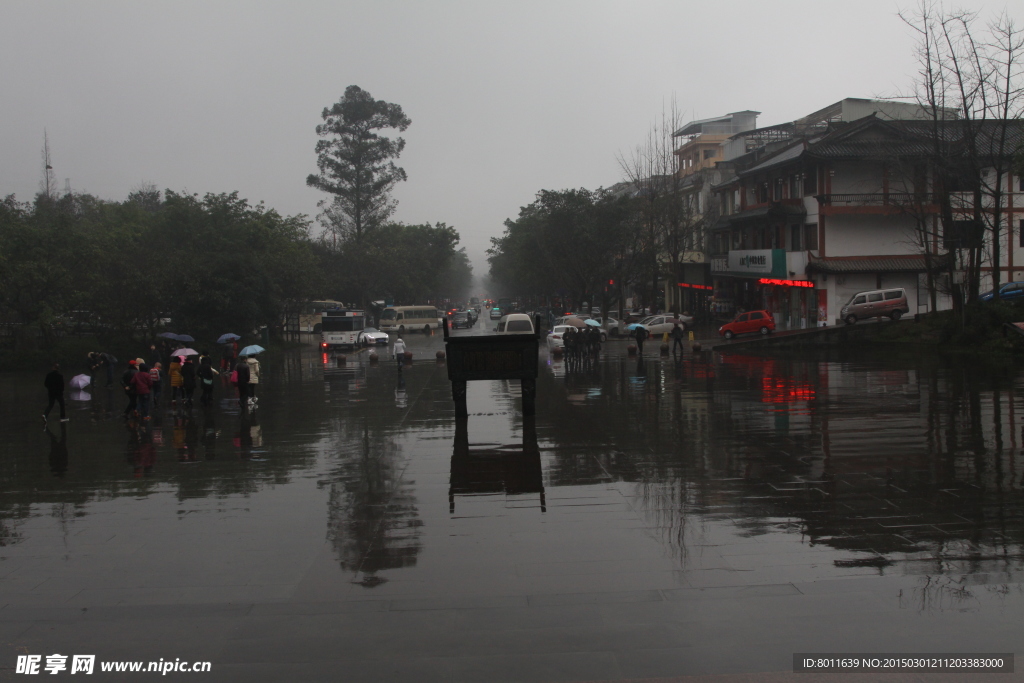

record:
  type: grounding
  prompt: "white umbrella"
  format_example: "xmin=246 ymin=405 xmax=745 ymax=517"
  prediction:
xmin=70 ymin=389 xmax=91 ymax=402
xmin=69 ymin=374 xmax=91 ymax=389
xmin=174 ymin=348 xmax=199 ymax=358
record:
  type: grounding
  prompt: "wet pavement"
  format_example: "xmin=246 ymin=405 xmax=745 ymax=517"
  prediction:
xmin=1 ymin=330 xmax=1023 ymax=681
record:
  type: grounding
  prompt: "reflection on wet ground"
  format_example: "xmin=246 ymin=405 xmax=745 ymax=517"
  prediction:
xmin=1 ymin=333 xmax=1023 ymax=681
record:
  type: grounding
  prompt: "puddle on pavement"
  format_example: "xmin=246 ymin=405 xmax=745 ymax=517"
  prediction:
xmin=2 ymin=333 xmax=1023 ymax=613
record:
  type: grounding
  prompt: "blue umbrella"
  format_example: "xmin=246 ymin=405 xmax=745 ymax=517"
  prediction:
xmin=175 ymin=334 xmax=195 ymax=343
xmin=584 ymin=319 xmax=601 ymax=327
xmin=239 ymin=345 xmax=265 ymax=356
xmin=218 ymin=333 xmax=241 ymax=343
xmin=157 ymin=332 xmax=178 ymax=339
xmin=626 ymin=323 xmax=645 ymax=331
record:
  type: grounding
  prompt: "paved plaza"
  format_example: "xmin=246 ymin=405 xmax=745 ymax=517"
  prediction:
xmin=1 ymin=331 xmax=1022 ymax=681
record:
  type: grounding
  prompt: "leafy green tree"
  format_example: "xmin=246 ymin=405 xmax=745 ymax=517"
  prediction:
xmin=306 ymin=85 xmax=411 ymax=243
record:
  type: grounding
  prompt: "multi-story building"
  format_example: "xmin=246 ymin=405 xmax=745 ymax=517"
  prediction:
xmin=707 ymin=98 xmax=1021 ymax=328
xmin=664 ymin=111 xmax=759 ymax=315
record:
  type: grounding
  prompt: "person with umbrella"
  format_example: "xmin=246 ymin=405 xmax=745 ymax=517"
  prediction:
xmin=245 ymin=352 xmax=261 ymax=409
xmin=169 ymin=356 xmax=184 ymax=405
xmin=43 ymin=362 xmax=68 ymax=424
xmin=181 ymin=356 xmax=197 ymax=406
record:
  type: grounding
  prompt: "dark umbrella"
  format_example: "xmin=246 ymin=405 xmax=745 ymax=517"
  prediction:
xmin=217 ymin=333 xmax=241 ymax=343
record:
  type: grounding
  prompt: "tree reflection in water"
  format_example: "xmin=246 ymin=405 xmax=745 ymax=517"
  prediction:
xmin=324 ymin=419 xmax=422 ymax=588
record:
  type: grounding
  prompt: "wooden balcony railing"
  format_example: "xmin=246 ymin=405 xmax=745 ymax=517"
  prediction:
xmin=817 ymin=193 xmax=935 ymax=206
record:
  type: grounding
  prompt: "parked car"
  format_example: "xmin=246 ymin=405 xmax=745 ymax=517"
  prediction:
xmin=450 ymin=312 xmax=472 ymax=329
xmin=495 ymin=313 xmax=535 ymax=334
xmin=979 ymin=281 xmax=1024 ymax=302
xmin=358 ymin=327 xmax=389 ymax=346
xmin=546 ymin=325 xmax=571 ymax=350
xmin=840 ymin=288 xmax=909 ymax=324
xmin=718 ymin=310 xmax=775 ymax=339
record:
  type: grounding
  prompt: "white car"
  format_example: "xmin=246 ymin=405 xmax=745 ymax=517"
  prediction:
xmin=358 ymin=327 xmax=389 ymax=346
xmin=546 ymin=325 xmax=571 ymax=350
xmin=638 ymin=314 xmax=694 ymax=336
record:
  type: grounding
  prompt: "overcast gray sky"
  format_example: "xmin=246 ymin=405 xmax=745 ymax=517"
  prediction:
xmin=2 ymin=1 xmax=1020 ymax=276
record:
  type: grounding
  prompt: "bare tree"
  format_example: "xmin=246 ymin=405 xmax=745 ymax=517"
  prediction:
xmin=617 ymin=100 xmax=703 ymax=314
xmin=899 ymin=2 xmax=1024 ymax=304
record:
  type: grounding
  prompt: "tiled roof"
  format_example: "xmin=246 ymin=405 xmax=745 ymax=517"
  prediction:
xmin=807 ymin=254 xmax=950 ymax=274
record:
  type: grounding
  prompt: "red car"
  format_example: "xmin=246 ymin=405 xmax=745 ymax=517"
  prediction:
xmin=719 ymin=310 xmax=775 ymax=339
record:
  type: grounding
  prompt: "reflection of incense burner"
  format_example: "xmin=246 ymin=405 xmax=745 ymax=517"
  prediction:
xmin=449 ymin=417 xmax=545 ymax=513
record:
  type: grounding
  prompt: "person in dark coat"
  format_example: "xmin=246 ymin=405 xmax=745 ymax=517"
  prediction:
xmin=43 ymin=362 xmax=67 ymax=423
xmin=634 ymin=325 xmax=648 ymax=355
xmin=121 ymin=360 xmax=139 ymax=419
xmin=181 ymin=357 xmax=197 ymax=406
xmin=671 ymin=323 xmax=685 ymax=356
xmin=234 ymin=356 xmax=251 ymax=409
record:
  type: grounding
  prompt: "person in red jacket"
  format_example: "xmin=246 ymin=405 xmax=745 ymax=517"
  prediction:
xmin=131 ymin=363 xmax=154 ymax=420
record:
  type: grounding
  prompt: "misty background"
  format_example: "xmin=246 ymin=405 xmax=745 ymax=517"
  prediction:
xmin=3 ymin=0 xmax=1021 ymax=278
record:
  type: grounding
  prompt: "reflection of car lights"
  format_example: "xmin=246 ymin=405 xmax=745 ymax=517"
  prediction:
xmin=321 ymin=353 xmax=328 ymax=364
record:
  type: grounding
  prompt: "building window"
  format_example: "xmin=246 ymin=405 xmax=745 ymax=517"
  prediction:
xmin=773 ymin=180 xmax=783 ymax=201
xmin=703 ymin=149 xmax=716 ymax=160
xmin=791 ymin=225 xmax=802 ymax=251
xmin=759 ymin=183 xmax=769 ymax=204
xmin=790 ymin=175 xmax=801 ymax=198
xmin=804 ymin=169 xmax=817 ymax=195
xmin=1019 ymin=176 xmax=1024 ymax=191
xmin=805 ymin=224 xmax=819 ymax=251
xmin=1020 ymin=219 xmax=1024 ymax=248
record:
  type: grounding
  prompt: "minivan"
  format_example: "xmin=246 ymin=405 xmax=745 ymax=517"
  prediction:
xmin=840 ymin=288 xmax=909 ymax=324
xmin=495 ymin=314 xmax=535 ymax=334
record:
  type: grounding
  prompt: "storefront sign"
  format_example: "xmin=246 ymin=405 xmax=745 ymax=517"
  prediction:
xmin=677 ymin=282 xmax=712 ymax=290
xmin=758 ymin=278 xmax=814 ymax=288
xmin=727 ymin=249 xmax=774 ymax=274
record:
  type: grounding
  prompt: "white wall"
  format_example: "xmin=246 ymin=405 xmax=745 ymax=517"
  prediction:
xmin=826 ymin=214 xmax=921 ymax=257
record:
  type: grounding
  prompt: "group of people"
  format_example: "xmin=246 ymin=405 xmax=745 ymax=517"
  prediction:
xmin=45 ymin=341 xmax=262 ymax=425
xmin=562 ymin=325 xmax=602 ymax=360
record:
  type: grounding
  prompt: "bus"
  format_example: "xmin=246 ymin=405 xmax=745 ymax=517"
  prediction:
xmin=378 ymin=306 xmax=442 ymax=335
xmin=320 ymin=309 xmax=365 ymax=349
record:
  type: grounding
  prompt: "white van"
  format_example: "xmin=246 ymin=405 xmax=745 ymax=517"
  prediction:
xmin=840 ymin=288 xmax=910 ymax=324
xmin=495 ymin=314 xmax=535 ymax=334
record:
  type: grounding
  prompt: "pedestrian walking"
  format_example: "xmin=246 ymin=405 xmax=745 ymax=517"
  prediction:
xmin=634 ymin=325 xmax=648 ymax=355
xmin=100 ymin=352 xmax=115 ymax=387
xmin=43 ymin=362 xmax=68 ymax=424
xmin=234 ymin=356 xmax=251 ymax=408
xmin=169 ymin=357 xmax=184 ymax=405
xmin=671 ymin=323 xmax=685 ymax=356
xmin=149 ymin=362 xmax=163 ymax=406
xmin=121 ymin=360 xmax=139 ymax=419
xmin=245 ymin=354 xmax=261 ymax=408
xmin=393 ymin=336 xmax=407 ymax=369
xmin=131 ymin=362 xmax=154 ymax=420
xmin=181 ymin=357 xmax=197 ymax=406
xmin=197 ymin=356 xmax=218 ymax=407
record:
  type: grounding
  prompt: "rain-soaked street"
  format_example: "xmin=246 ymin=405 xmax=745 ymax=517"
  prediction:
xmin=2 ymin=331 xmax=1023 ymax=681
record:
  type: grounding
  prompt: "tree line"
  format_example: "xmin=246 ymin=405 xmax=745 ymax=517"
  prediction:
xmin=1 ymin=85 xmax=471 ymax=356
xmin=0 ymin=188 xmax=470 ymax=351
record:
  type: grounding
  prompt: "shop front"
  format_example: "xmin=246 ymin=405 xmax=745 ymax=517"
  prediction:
xmin=711 ymin=249 xmax=820 ymax=328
